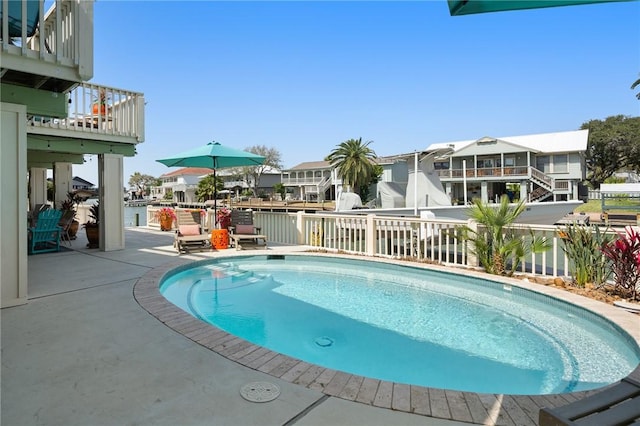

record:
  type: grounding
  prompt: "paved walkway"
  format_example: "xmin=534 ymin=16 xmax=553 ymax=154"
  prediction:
xmin=3 ymin=227 xmax=639 ymax=425
xmin=2 ymin=227 xmax=465 ymax=426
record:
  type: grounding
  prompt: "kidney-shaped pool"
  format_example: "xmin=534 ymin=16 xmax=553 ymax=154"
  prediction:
xmin=159 ymin=254 xmax=640 ymax=395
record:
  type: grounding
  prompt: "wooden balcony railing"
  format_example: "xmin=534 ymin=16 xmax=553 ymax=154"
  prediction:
xmin=437 ymin=166 xmax=530 ymax=179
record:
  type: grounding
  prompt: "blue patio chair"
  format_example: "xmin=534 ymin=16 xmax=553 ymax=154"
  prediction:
xmin=28 ymin=209 xmax=63 ymax=254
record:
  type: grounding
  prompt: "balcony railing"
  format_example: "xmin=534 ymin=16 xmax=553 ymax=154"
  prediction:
xmin=28 ymin=82 xmax=145 ymax=142
xmin=1 ymin=0 xmax=94 ymax=89
xmin=437 ymin=166 xmax=530 ymax=179
xmin=282 ymin=176 xmax=329 ymax=186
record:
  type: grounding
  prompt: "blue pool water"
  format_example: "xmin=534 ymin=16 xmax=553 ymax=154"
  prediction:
xmin=160 ymin=255 xmax=640 ymax=395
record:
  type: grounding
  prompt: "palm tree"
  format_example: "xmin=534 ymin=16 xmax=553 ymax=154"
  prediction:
xmin=632 ymin=76 xmax=640 ymax=100
xmin=325 ymin=138 xmax=377 ymax=195
xmin=461 ymin=196 xmax=550 ymax=276
xmin=195 ymin=174 xmax=223 ymax=202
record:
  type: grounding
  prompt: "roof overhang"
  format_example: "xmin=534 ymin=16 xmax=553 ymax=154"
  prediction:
xmin=447 ymin=0 xmax=634 ymax=16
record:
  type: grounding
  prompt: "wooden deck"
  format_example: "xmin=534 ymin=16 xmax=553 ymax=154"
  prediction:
xmin=135 ymin=259 xmax=640 ymax=426
xmin=230 ymin=199 xmax=334 ymax=213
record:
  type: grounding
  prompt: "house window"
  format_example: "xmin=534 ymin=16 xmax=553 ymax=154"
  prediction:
xmin=504 ymin=156 xmax=515 ymax=167
xmin=434 ymin=161 xmax=449 ymax=170
xmin=553 ymin=154 xmax=568 ymax=173
xmin=477 ymin=158 xmax=496 ymax=169
xmin=536 ymin=156 xmax=550 ymax=173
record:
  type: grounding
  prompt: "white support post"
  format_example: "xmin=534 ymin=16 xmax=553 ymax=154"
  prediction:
xmin=520 ymin=180 xmax=528 ymax=202
xmin=481 ymin=181 xmax=488 ymax=203
xmin=53 ymin=162 xmax=72 ymax=208
xmin=296 ymin=210 xmax=305 ymax=245
xmin=29 ymin=167 xmax=48 ymax=210
xmin=366 ymin=214 xmax=376 ymax=256
xmin=466 ymin=219 xmax=478 ymax=268
xmin=1 ymin=103 xmax=28 ymax=307
xmin=99 ymin=154 xmax=125 ymax=251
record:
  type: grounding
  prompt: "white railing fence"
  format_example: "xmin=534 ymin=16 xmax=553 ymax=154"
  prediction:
xmin=254 ymin=212 xmax=581 ymax=278
xmin=144 ymin=206 xmax=617 ymax=280
xmin=29 ymin=82 xmax=145 ymax=141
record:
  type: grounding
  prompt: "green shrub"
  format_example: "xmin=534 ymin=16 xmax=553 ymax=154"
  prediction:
xmin=461 ymin=196 xmax=550 ymax=276
xmin=558 ymin=224 xmax=613 ymax=287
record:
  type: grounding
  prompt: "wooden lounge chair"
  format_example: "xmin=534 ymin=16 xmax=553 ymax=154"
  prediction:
xmin=229 ymin=209 xmax=267 ymax=250
xmin=58 ymin=210 xmax=77 ymax=245
xmin=28 ymin=209 xmax=63 ymax=254
xmin=174 ymin=210 xmax=210 ymax=254
xmin=539 ymin=376 xmax=640 ymax=425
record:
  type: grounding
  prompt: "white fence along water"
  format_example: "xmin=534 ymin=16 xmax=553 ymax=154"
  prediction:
xmin=146 ymin=206 xmax=613 ymax=279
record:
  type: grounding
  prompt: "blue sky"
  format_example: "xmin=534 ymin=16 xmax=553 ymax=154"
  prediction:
xmin=73 ymin=0 xmax=640 ymax=186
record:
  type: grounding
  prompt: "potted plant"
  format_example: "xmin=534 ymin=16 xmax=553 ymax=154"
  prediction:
xmin=155 ymin=207 xmax=176 ymax=231
xmin=83 ymin=201 xmax=100 ymax=248
xmin=92 ymin=89 xmax=108 ymax=115
xmin=216 ymin=207 xmax=231 ymax=229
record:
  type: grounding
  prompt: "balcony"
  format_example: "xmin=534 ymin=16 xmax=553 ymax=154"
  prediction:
xmin=1 ymin=0 xmax=94 ymax=92
xmin=282 ymin=176 xmax=331 ymax=186
xmin=28 ymin=82 xmax=145 ymax=146
xmin=437 ymin=166 xmax=530 ymax=180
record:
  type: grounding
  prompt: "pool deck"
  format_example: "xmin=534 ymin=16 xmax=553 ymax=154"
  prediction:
xmin=3 ymin=227 xmax=639 ymax=426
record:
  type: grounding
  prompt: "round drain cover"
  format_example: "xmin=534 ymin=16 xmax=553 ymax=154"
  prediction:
xmin=240 ymin=382 xmax=280 ymax=403
xmin=315 ymin=336 xmax=334 ymax=347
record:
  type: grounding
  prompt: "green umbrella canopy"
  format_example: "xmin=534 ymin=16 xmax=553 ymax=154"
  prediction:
xmin=156 ymin=142 xmax=266 ymax=169
xmin=447 ymin=0 xmax=633 ymax=16
xmin=157 ymin=142 xmax=266 ymax=214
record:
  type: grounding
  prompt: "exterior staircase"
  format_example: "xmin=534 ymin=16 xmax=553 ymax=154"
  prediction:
xmin=529 ymin=167 xmax=554 ymax=202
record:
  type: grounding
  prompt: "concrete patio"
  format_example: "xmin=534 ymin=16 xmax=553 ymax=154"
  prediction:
xmin=2 ymin=227 xmax=467 ymax=426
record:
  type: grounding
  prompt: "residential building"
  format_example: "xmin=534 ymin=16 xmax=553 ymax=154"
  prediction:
xmin=71 ymin=176 xmax=95 ymax=191
xmin=427 ymin=130 xmax=588 ymax=204
xmin=1 ymin=0 xmax=145 ymax=307
xmin=282 ymin=130 xmax=588 ymax=207
xmin=281 ymin=161 xmax=337 ymax=201
xmin=153 ymin=167 xmax=282 ymax=203
xmin=153 ymin=167 xmax=213 ymax=203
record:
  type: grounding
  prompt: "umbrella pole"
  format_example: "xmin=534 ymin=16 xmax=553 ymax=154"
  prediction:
xmin=213 ymin=169 xmax=217 ymax=227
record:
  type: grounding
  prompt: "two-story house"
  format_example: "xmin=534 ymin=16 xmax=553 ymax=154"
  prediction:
xmin=1 ymin=0 xmax=145 ymax=307
xmin=281 ymin=161 xmax=336 ymax=202
xmin=428 ymin=129 xmax=588 ymax=204
xmin=153 ymin=167 xmax=213 ymax=203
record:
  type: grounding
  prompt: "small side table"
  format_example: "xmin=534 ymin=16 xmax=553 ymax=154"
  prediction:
xmin=211 ymin=229 xmax=229 ymax=249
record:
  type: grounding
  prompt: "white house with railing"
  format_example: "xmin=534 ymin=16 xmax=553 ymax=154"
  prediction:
xmin=1 ymin=0 xmax=145 ymax=307
xmin=428 ymin=130 xmax=588 ymax=204
xmin=281 ymin=161 xmax=338 ymax=202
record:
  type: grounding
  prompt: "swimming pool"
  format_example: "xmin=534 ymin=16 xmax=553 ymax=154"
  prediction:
xmin=159 ymin=254 xmax=640 ymax=395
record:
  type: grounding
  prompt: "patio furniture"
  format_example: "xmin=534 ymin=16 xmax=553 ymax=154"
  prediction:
xmin=28 ymin=203 xmax=50 ymax=227
xmin=28 ymin=209 xmax=63 ymax=254
xmin=58 ymin=210 xmax=77 ymax=245
xmin=539 ymin=376 xmax=640 ymax=426
xmin=229 ymin=209 xmax=267 ymax=250
xmin=174 ymin=210 xmax=210 ymax=254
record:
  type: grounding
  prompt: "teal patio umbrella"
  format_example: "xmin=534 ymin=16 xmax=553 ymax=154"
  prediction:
xmin=157 ymin=141 xmax=266 ymax=212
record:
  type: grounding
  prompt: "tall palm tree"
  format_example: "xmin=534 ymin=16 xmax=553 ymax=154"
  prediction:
xmin=632 ymin=76 xmax=640 ymax=100
xmin=325 ymin=138 xmax=377 ymax=195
